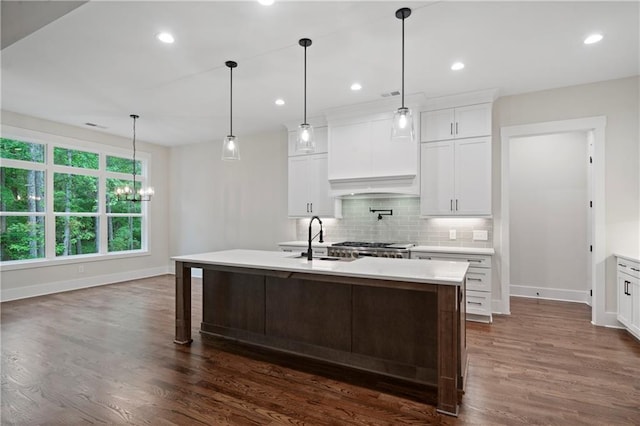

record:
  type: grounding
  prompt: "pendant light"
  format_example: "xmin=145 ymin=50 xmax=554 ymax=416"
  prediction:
xmin=115 ymin=114 xmax=154 ymax=202
xmin=391 ymin=7 xmax=415 ymax=142
xmin=222 ymin=60 xmax=240 ymax=161
xmin=296 ymin=38 xmax=315 ymax=153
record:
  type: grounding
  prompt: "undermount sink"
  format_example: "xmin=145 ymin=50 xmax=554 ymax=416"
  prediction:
xmin=289 ymin=253 xmax=356 ymax=262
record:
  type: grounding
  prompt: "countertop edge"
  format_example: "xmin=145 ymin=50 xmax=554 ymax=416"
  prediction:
xmin=172 ymin=250 xmax=467 ymax=286
xmin=411 ymin=245 xmax=495 ymax=255
xmin=614 ymin=253 xmax=640 ymax=263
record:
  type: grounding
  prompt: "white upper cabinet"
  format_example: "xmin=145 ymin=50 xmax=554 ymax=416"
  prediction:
xmin=421 ymin=103 xmax=491 ymax=142
xmin=287 ymin=126 xmax=341 ymax=218
xmin=420 ymin=137 xmax=491 ymax=216
xmin=288 ymin=153 xmax=340 ymax=218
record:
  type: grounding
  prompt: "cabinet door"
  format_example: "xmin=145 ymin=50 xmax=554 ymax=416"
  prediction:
xmin=308 ymin=154 xmax=333 ymax=216
xmin=288 ymin=156 xmax=311 ymax=217
xmin=630 ymin=277 xmax=640 ymax=334
xmin=454 ymin=104 xmax=491 ymax=139
xmin=421 ymin=109 xmax=454 ymax=142
xmin=370 ymin=117 xmax=418 ymax=178
xmin=420 ymin=141 xmax=455 ymax=215
xmin=455 ymin=138 xmax=491 ymax=215
xmin=618 ymin=274 xmax=633 ymax=328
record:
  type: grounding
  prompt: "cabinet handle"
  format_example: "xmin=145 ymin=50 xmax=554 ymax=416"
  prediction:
xmin=456 ymin=199 xmax=459 ymax=211
xmin=618 ymin=263 xmax=628 ymax=267
xmin=631 ymin=267 xmax=639 ymax=272
xmin=468 ymin=301 xmax=483 ymax=305
xmin=450 ymin=199 xmax=453 ymax=211
xmin=625 ymin=280 xmax=630 ymax=296
xmin=467 ymin=277 xmax=482 ymax=281
xmin=450 ymin=123 xmax=453 ymax=135
xmin=467 ymin=259 xmax=483 ymax=263
xmin=456 ymin=122 xmax=459 ymax=135
xmin=310 ymin=202 xmax=313 ymax=212
xmin=306 ymin=203 xmax=309 ymax=213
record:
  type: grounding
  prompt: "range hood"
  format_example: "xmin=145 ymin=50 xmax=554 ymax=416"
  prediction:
xmin=325 ymin=94 xmax=424 ymax=199
xmin=329 ymin=175 xmax=419 ymax=198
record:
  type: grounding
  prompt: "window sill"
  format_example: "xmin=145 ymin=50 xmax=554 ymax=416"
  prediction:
xmin=0 ymin=251 xmax=150 ymax=272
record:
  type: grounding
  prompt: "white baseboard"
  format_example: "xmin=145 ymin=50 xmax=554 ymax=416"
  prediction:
xmin=510 ymin=284 xmax=589 ymax=304
xmin=1 ymin=265 xmax=171 ymax=302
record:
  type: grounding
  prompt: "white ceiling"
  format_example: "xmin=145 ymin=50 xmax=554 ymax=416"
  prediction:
xmin=1 ymin=1 xmax=638 ymax=147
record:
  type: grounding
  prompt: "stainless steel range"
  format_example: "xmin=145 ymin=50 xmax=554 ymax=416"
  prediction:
xmin=328 ymin=242 xmax=414 ymax=259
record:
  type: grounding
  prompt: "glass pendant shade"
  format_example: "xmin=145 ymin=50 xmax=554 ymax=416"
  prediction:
xmin=222 ymin=135 xmax=240 ymax=161
xmin=296 ymin=123 xmax=315 ymax=153
xmin=391 ymin=106 xmax=415 ymax=141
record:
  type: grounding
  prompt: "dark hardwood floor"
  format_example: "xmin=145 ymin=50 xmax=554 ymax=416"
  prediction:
xmin=2 ymin=275 xmax=639 ymax=425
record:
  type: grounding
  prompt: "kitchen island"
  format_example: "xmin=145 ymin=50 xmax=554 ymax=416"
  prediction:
xmin=172 ymin=249 xmax=468 ymax=416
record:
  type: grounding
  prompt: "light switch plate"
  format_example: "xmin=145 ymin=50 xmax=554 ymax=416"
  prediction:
xmin=473 ymin=230 xmax=488 ymax=241
xmin=449 ymin=229 xmax=456 ymax=240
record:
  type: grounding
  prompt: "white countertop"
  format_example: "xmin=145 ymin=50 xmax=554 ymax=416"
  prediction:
xmin=614 ymin=253 xmax=640 ymax=263
xmin=173 ymin=249 xmax=468 ymax=286
xmin=411 ymin=245 xmax=495 ymax=255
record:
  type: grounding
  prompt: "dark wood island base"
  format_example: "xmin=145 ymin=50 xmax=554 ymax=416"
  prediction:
xmin=175 ymin=260 xmax=466 ymax=416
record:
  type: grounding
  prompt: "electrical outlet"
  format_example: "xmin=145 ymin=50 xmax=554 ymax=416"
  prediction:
xmin=78 ymin=265 xmax=84 ymax=273
xmin=449 ymin=229 xmax=456 ymax=240
xmin=473 ymin=230 xmax=488 ymax=241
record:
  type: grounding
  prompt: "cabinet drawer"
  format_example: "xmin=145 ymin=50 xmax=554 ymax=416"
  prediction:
xmin=466 ymin=267 xmax=492 ymax=292
xmin=466 ymin=290 xmax=491 ymax=316
xmin=411 ymin=252 xmax=491 ymax=268
xmin=279 ymin=246 xmax=328 ymax=256
xmin=617 ymin=259 xmax=640 ymax=279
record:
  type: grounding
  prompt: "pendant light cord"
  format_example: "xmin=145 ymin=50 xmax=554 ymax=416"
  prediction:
xmin=131 ymin=114 xmax=137 ymax=195
xmin=230 ymin=65 xmax=233 ymax=136
xmin=303 ymin=44 xmax=307 ymax=124
xmin=401 ymin=15 xmax=405 ymax=109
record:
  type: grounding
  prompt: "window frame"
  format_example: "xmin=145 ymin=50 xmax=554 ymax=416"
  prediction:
xmin=1 ymin=125 xmax=152 ymax=270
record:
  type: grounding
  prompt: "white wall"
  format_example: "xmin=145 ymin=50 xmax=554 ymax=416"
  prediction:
xmin=509 ymin=132 xmax=589 ymax=300
xmin=0 ymin=110 xmax=171 ymax=300
xmin=493 ymin=76 xmax=640 ymax=313
xmin=169 ymin=128 xmax=295 ymax=260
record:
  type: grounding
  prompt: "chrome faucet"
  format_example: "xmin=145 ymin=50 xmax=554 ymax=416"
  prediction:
xmin=307 ymin=216 xmax=324 ymax=261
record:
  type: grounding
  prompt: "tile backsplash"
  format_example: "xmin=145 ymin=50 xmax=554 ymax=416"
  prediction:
xmin=296 ymin=197 xmax=493 ymax=248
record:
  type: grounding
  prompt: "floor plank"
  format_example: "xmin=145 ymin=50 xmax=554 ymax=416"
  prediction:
xmin=1 ymin=275 xmax=639 ymax=425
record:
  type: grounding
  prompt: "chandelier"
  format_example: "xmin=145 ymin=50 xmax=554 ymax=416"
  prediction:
xmin=115 ymin=114 xmax=154 ymax=202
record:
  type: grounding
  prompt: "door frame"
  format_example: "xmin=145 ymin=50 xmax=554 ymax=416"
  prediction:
xmin=500 ymin=116 xmax=607 ymax=326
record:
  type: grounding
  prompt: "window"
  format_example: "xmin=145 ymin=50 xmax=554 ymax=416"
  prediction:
xmin=0 ymin=133 xmax=151 ymax=264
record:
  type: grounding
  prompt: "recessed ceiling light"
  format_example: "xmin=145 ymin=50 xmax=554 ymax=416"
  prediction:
xmin=350 ymin=83 xmax=362 ymax=91
xmin=258 ymin=0 xmax=274 ymax=5
xmin=451 ymin=62 xmax=465 ymax=71
xmin=275 ymin=98 xmax=285 ymax=106
xmin=584 ymin=33 xmax=603 ymax=45
xmin=157 ymin=32 xmax=175 ymax=44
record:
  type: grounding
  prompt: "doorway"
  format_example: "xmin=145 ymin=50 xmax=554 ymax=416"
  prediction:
xmin=508 ymin=131 xmax=590 ymax=303
xmin=500 ymin=117 xmax=606 ymax=326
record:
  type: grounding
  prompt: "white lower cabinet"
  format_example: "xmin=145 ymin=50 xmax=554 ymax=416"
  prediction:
xmin=411 ymin=250 xmax=493 ymax=323
xmin=617 ymin=255 xmax=640 ymax=341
